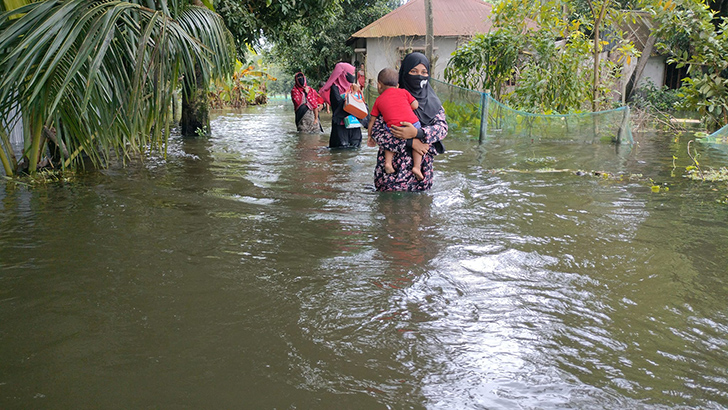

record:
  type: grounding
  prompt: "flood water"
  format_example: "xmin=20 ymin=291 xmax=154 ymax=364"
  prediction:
xmin=1 ymin=102 xmax=728 ymax=409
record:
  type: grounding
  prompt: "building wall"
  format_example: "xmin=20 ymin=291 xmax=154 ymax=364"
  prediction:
xmin=363 ymin=36 xmax=460 ymax=85
xmin=637 ymin=55 xmax=666 ymax=89
xmin=5 ymin=103 xmax=24 ymax=156
xmin=613 ymin=52 xmax=667 ymax=103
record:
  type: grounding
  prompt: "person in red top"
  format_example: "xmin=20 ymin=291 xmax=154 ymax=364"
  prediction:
xmin=357 ymin=63 xmax=366 ymax=88
xmin=290 ymin=72 xmax=323 ymax=133
xmin=367 ymin=68 xmax=424 ymax=180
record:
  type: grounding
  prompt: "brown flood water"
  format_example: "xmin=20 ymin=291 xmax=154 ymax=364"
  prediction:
xmin=1 ymin=102 xmax=727 ymax=408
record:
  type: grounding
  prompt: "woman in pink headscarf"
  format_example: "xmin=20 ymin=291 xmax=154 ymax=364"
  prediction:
xmin=320 ymin=62 xmax=363 ymax=148
xmin=291 ymin=72 xmax=323 ymax=133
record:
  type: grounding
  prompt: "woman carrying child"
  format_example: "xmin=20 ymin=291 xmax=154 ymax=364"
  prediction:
xmin=369 ymin=52 xmax=448 ymax=191
xmin=367 ymin=68 xmax=424 ymax=180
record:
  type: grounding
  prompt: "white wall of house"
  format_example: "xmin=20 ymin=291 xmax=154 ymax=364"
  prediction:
xmin=5 ymin=103 xmax=24 ymax=155
xmin=362 ymin=36 xmax=460 ymax=85
xmin=613 ymin=52 xmax=668 ymax=103
xmin=637 ymin=55 xmax=666 ymax=88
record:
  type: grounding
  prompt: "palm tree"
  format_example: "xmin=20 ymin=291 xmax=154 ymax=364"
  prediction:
xmin=0 ymin=0 xmax=235 ymax=176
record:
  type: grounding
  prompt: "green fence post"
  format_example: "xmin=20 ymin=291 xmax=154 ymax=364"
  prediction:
xmin=479 ymin=92 xmax=489 ymax=144
xmin=617 ymin=105 xmax=630 ymax=144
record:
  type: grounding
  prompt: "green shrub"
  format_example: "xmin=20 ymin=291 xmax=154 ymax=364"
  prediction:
xmin=630 ymin=82 xmax=681 ymax=112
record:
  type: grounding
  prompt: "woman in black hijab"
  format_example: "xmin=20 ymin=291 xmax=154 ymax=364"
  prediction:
xmin=369 ymin=52 xmax=448 ymax=191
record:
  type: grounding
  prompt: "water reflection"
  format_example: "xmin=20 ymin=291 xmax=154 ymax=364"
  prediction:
xmin=370 ymin=193 xmax=437 ymax=288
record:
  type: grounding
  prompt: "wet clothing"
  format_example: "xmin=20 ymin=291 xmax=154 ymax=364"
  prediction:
xmin=291 ymin=72 xmax=322 ymax=133
xmin=296 ymin=110 xmax=320 ymax=133
xmin=370 ymin=52 xmax=448 ymax=191
xmin=329 ymin=84 xmax=362 ymax=148
xmin=371 ymin=107 xmax=447 ymax=191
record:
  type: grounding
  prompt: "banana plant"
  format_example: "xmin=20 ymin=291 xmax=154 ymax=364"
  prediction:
xmin=209 ymin=47 xmax=278 ymax=109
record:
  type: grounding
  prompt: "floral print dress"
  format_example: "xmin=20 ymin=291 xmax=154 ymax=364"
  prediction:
xmin=370 ymin=107 xmax=448 ymax=191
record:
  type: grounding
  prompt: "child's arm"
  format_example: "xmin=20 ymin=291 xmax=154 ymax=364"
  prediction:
xmin=411 ymin=99 xmax=419 ymax=110
xmin=369 ymin=100 xmax=380 ymax=135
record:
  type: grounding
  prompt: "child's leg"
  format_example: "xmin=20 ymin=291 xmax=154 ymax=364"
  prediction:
xmin=412 ymin=151 xmax=424 ymax=180
xmin=384 ymin=150 xmax=395 ymax=174
xmin=409 ymin=122 xmax=424 ymax=180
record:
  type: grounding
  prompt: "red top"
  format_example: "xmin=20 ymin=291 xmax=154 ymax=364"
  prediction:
xmin=371 ymin=88 xmax=419 ymax=128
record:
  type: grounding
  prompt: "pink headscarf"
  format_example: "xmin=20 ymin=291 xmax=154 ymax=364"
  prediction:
xmin=319 ymin=62 xmax=355 ymax=105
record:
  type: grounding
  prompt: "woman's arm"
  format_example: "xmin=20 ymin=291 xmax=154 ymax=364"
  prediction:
xmin=374 ymin=107 xmax=447 ymax=153
xmin=370 ymin=117 xmax=409 ymax=154
xmin=390 ymin=107 xmax=447 ymax=155
xmin=419 ymin=108 xmax=448 ymax=144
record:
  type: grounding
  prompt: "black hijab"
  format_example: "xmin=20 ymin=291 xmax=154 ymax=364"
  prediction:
xmin=399 ymin=52 xmax=442 ymax=126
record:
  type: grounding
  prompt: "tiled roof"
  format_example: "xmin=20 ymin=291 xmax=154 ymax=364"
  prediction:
xmin=351 ymin=0 xmax=537 ymax=38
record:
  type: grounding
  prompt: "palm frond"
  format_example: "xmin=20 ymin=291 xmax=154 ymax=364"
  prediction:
xmin=177 ymin=5 xmax=236 ymax=79
xmin=0 ymin=0 xmax=235 ymax=174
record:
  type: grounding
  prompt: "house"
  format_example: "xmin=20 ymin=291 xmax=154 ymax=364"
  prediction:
xmin=347 ymin=0 xmax=538 ymax=82
xmin=611 ymin=11 xmax=687 ymax=103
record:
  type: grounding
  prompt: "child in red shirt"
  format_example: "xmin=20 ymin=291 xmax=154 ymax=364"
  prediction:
xmin=367 ymin=68 xmax=425 ymax=180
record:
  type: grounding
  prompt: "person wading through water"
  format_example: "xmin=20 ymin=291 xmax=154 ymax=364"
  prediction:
xmin=291 ymin=72 xmax=323 ymax=133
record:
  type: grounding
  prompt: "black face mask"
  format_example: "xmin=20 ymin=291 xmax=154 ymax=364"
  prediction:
xmin=345 ymin=73 xmax=356 ymax=83
xmin=296 ymin=76 xmax=305 ymax=87
xmin=405 ymin=74 xmax=428 ymax=91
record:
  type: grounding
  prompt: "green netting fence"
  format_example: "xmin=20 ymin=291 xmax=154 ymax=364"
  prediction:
xmin=706 ymin=123 xmax=728 ymax=139
xmin=365 ymin=78 xmax=633 ymax=144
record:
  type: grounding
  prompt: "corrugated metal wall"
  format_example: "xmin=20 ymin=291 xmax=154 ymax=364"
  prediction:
xmin=5 ymin=104 xmax=24 ymax=154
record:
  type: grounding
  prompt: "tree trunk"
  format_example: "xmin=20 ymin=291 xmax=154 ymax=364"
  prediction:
xmin=625 ymin=34 xmax=657 ymax=102
xmin=592 ymin=27 xmax=600 ymax=112
xmin=28 ymin=114 xmax=44 ymax=174
xmin=172 ymin=90 xmax=178 ymax=124
xmin=425 ymin=0 xmax=434 ymax=68
xmin=181 ymin=63 xmax=210 ymax=137
xmin=587 ymin=0 xmax=609 ymax=111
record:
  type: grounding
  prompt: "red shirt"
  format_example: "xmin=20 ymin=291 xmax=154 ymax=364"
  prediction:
xmin=371 ymin=88 xmax=419 ymax=128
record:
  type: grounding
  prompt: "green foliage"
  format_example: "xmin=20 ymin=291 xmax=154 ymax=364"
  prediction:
xmin=630 ymin=82 xmax=681 ymax=112
xmin=444 ymin=29 xmax=520 ymax=100
xmin=679 ymin=73 xmax=728 ymax=130
xmin=217 ymin=0 xmax=397 ymax=86
xmin=509 ymin=30 xmax=596 ymax=113
xmin=441 ymin=100 xmax=481 ymax=135
xmin=266 ymin=65 xmax=294 ymax=97
xmin=266 ymin=0 xmax=398 ymax=86
xmin=0 ymin=0 xmax=235 ymax=176
xmin=652 ymin=0 xmax=728 ymax=130
xmin=209 ymin=54 xmax=276 ymax=108
xmin=448 ymin=0 xmax=639 ymax=114
xmin=216 ymin=0 xmax=340 ymax=52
